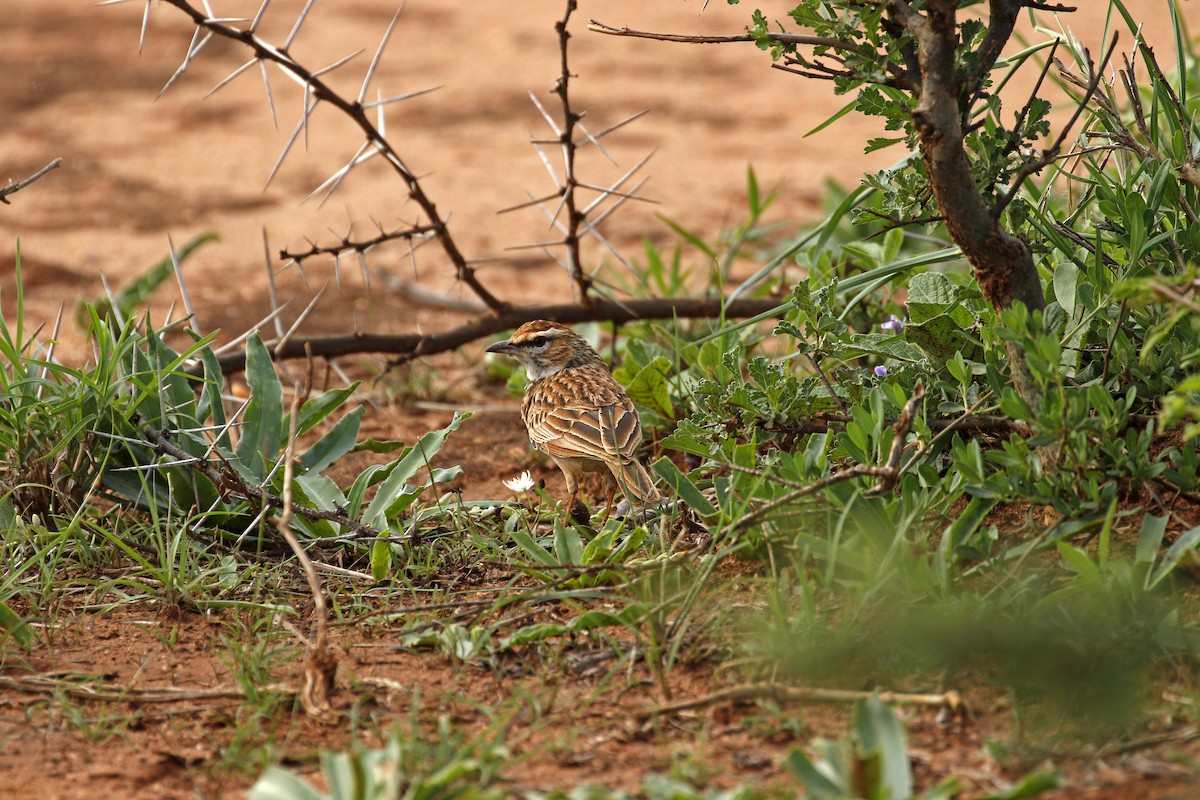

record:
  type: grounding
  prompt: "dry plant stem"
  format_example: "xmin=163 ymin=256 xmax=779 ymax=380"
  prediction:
xmin=158 ymin=0 xmax=507 ymax=314
xmin=587 ymin=20 xmax=852 ymax=52
xmin=0 ymin=674 xmax=293 ymax=703
xmin=199 ymin=295 xmax=783 ymax=374
xmin=639 ymin=682 xmax=966 ymax=721
xmin=0 ymin=158 xmax=62 ymax=204
xmin=276 ymin=352 xmax=337 ymax=722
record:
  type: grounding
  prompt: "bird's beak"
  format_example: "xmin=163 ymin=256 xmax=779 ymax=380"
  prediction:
xmin=485 ymin=339 xmax=514 ymax=355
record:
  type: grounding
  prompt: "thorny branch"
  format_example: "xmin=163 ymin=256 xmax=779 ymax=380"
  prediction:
xmin=153 ymin=0 xmax=508 ymax=313
xmin=0 ymin=158 xmax=62 ymax=205
xmin=280 ymin=223 xmax=439 ymax=267
xmin=553 ymin=0 xmax=591 ymax=306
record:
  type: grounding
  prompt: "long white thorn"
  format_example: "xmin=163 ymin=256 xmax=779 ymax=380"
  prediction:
xmin=283 ymin=0 xmax=317 ymax=50
xmin=359 ymin=6 xmax=404 ymax=105
xmin=206 ymin=57 xmax=258 ymax=98
xmin=168 ymin=234 xmax=201 ymax=335
xmin=265 ymin=95 xmax=319 ymax=189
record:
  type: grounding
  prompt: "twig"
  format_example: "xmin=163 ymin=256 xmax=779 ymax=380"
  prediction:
xmin=996 ymin=34 xmax=1120 ymax=216
xmin=276 ymin=350 xmax=338 ymax=722
xmin=0 ymin=158 xmax=63 ymax=205
xmin=153 ymin=0 xmax=508 ymax=313
xmin=637 ymin=682 xmax=966 ymax=721
xmin=587 ymin=20 xmax=850 ymax=52
xmin=0 ymin=674 xmax=292 ymax=703
xmin=279 ymin=223 xmax=439 ymax=266
xmin=191 ymin=295 xmax=785 ymax=375
xmin=733 ymin=385 xmax=925 ymax=531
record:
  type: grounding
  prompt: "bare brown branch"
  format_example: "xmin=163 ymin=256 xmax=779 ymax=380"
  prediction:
xmin=0 ymin=158 xmax=62 ymax=205
xmin=198 ymin=296 xmax=785 ymax=375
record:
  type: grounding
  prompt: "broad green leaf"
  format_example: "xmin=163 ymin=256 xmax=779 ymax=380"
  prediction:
xmin=1136 ymin=514 xmax=1168 ymax=566
xmin=299 ymin=406 xmax=364 ymax=475
xmin=360 ymin=413 xmax=467 ymax=529
xmin=554 ymin=519 xmax=584 ymax=564
xmin=371 ymin=537 xmax=391 ymax=581
xmin=1053 ymin=260 xmax=1080 ymax=319
xmin=782 ymin=748 xmax=847 ymax=799
xmin=623 ymin=356 xmax=674 ymax=420
xmin=1149 ymin=525 xmax=1200 ymax=589
xmin=238 ymin=335 xmax=284 ymax=481
xmin=854 ymin=695 xmax=912 ymax=800
xmin=294 ymin=384 xmax=361 ymax=438
xmin=511 ymin=529 xmax=557 ymax=567
xmin=0 ymin=601 xmax=32 ymax=647
xmin=652 ymin=457 xmax=716 ymax=517
xmin=247 ymin=767 xmax=327 ymax=800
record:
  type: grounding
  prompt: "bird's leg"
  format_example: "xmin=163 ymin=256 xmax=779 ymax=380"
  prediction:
xmin=599 ymin=476 xmax=617 ymax=524
xmin=562 ymin=468 xmax=590 ymax=524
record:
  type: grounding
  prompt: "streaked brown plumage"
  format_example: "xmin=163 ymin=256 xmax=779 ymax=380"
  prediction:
xmin=486 ymin=320 xmax=660 ymax=522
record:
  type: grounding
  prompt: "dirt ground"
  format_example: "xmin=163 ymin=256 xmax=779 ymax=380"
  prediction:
xmin=4 ymin=1 xmax=1200 ymax=798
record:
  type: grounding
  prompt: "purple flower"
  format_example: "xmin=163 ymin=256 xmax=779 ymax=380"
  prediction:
xmin=881 ymin=315 xmax=905 ymax=333
xmin=874 ymin=365 xmax=888 ymax=377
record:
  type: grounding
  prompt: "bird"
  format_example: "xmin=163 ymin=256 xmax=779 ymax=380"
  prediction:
xmin=486 ymin=320 xmax=660 ymax=523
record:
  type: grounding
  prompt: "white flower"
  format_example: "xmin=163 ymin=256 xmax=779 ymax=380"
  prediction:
xmin=881 ymin=315 xmax=905 ymax=333
xmin=503 ymin=470 xmax=536 ymax=492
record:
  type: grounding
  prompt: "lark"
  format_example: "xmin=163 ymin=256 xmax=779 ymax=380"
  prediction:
xmin=486 ymin=320 xmax=660 ymax=522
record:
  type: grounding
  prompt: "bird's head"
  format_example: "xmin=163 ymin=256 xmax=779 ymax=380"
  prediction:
xmin=485 ymin=320 xmax=602 ymax=381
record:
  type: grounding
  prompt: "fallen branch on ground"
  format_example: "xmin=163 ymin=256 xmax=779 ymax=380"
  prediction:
xmin=639 ymin=682 xmax=967 ymax=720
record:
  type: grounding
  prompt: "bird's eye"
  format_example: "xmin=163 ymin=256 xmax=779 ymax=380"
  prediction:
xmin=532 ymin=336 xmax=548 ymax=348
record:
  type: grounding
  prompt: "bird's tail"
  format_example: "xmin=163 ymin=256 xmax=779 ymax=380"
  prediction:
xmin=610 ymin=458 xmax=661 ymax=505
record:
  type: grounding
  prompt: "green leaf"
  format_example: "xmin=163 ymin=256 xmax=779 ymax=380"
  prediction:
xmin=247 ymin=766 xmax=327 ymax=800
xmin=1057 ymin=542 xmax=1102 ymax=584
xmin=783 ymin=748 xmax=847 ymax=799
xmin=1149 ymin=525 xmax=1200 ymax=589
xmin=360 ymin=413 xmax=467 ymax=529
xmin=553 ymin=519 xmax=584 ymax=564
xmin=623 ymin=356 xmax=674 ymax=420
xmin=370 ymin=537 xmax=392 ymax=581
xmin=0 ymin=601 xmax=32 ymax=647
xmin=299 ymin=406 xmax=364 ymax=475
xmin=1053 ymin=260 xmax=1080 ymax=319
xmin=980 ymin=768 xmax=1061 ymax=799
xmin=511 ymin=529 xmax=557 ymax=567
xmin=237 ymin=334 xmax=284 ymax=481
xmin=294 ymin=384 xmax=361 ymax=438
xmin=941 ymin=495 xmax=998 ymax=560
xmin=1136 ymin=514 xmax=1168 ymax=566
xmin=652 ymin=457 xmax=716 ymax=517
xmin=854 ymin=695 xmax=912 ymax=800
xmin=843 ymin=332 xmax=926 ymax=362
xmin=903 ymin=315 xmax=979 ymax=364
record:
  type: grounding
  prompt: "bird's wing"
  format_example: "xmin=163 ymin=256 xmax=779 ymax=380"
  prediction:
xmin=527 ymin=396 xmax=642 ymax=464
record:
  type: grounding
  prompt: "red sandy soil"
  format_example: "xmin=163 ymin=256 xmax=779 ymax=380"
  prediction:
xmin=3 ymin=1 xmax=1200 ymax=798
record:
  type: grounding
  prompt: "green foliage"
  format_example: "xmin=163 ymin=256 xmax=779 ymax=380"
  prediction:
xmin=784 ymin=695 xmax=964 ymax=800
xmin=249 ymin=727 xmax=507 ymax=800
